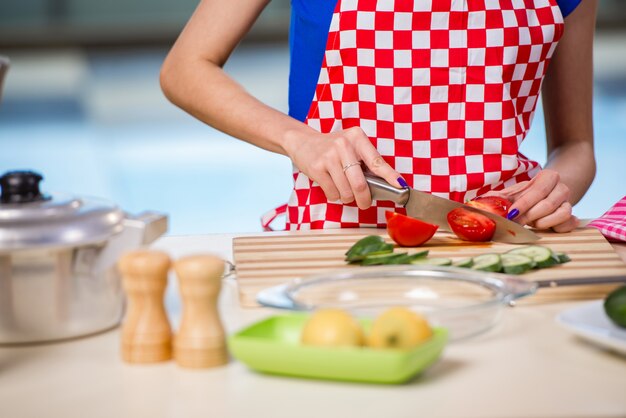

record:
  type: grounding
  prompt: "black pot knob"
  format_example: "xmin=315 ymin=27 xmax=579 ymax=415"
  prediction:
xmin=0 ymin=170 xmax=50 ymax=204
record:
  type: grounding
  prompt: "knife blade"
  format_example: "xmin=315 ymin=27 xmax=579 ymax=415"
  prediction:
xmin=365 ymin=174 xmax=540 ymax=244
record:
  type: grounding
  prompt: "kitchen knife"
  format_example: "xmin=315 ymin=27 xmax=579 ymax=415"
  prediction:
xmin=365 ymin=174 xmax=539 ymax=244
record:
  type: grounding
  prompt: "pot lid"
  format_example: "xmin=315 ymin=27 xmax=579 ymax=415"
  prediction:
xmin=0 ymin=170 xmax=125 ymax=251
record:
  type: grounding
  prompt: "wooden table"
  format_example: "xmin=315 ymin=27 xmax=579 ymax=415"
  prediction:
xmin=0 ymin=233 xmax=624 ymax=418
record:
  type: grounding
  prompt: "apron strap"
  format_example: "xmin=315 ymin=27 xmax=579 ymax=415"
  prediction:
xmin=261 ymin=204 xmax=288 ymax=231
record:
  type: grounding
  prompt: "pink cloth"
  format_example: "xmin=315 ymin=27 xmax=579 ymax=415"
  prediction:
xmin=587 ymin=196 xmax=626 ymax=242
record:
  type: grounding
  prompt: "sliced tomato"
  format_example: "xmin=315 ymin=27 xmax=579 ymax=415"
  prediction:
xmin=447 ymin=208 xmax=496 ymax=242
xmin=466 ymin=196 xmax=512 ymax=218
xmin=385 ymin=211 xmax=438 ymax=247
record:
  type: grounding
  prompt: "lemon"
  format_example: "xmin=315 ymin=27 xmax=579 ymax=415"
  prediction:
xmin=300 ymin=308 xmax=365 ymax=348
xmin=367 ymin=307 xmax=432 ymax=350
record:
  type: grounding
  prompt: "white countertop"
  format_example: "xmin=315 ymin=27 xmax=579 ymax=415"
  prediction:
xmin=1 ymin=233 xmax=625 ymax=418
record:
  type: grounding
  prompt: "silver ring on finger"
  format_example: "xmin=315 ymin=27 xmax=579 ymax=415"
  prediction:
xmin=342 ymin=161 xmax=362 ymax=173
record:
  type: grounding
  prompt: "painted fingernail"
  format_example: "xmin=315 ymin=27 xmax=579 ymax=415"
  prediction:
xmin=507 ymin=208 xmax=520 ymax=220
xmin=397 ymin=177 xmax=409 ymax=189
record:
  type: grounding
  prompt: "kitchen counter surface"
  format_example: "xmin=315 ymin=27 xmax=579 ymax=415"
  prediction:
xmin=1 ymin=232 xmax=625 ymax=418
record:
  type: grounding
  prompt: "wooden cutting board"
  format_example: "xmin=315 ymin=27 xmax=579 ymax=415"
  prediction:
xmin=232 ymin=227 xmax=626 ymax=307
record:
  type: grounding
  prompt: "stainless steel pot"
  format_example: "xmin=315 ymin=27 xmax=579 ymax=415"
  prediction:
xmin=0 ymin=171 xmax=168 ymax=344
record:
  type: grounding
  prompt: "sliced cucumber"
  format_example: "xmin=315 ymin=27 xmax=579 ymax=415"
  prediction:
xmin=507 ymin=245 xmax=557 ymax=268
xmin=410 ymin=257 xmax=452 ymax=266
xmin=452 ymin=258 xmax=473 ymax=268
xmin=408 ymin=250 xmax=429 ymax=259
xmin=556 ymin=252 xmax=571 ymax=264
xmin=500 ymin=254 xmax=533 ymax=275
xmin=346 ymin=236 xmax=570 ymax=273
xmin=346 ymin=247 xmax=394 ymax=262
xmin=389 ymin=251 xmax=430 ymax=265
xmin=361 ymin=252 xmax=407 ymax=266
xmin=471 ymin=254 xmax=502 ymax=272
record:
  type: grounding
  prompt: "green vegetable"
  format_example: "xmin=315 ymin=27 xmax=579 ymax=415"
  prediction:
xmin=388 ymin=251 xmax=429 ymax=265
xmin=471 ymin=254 xmax=502 ymax=272
xmin=345 ymin=238 xmax=570 ymax=275
xmin=500 ymin=254 xmax=533 ymax=275
xmin=556 ymin=252 xmax=571 ymax=264
xmin=345 ymin=235 xmax=393 ymax=262
xmin=361 ymin=252 xmax=408 ymax=266
xmin=452 ymin=258 xmax=473 ymax=268
xmin=507 ymin=245 xmax=556 ymax=268
xmin=604 ymin=285 xmax=626 ymax=328
xmin=359 ymin=250 xmax=430 ymax=265
xmin=410 ymin=257 xmax=452 ymax=266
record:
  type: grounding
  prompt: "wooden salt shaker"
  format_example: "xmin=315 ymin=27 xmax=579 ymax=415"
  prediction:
xmin=173 ymin=255 xmax=228 ymax=368
xmin=118 ymin=250 xmax=172 ymax=363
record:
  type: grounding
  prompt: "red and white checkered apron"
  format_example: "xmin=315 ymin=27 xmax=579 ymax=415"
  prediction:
xmin=285 ymin=0 xmax=564 ymax=230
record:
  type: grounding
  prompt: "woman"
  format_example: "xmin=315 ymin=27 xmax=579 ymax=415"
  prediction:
xmin=160 ymin=0 xmax=596 ymax=232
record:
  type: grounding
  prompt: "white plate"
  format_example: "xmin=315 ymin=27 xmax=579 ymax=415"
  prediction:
xmin=556 ymin=300 xmax=626 ymax=356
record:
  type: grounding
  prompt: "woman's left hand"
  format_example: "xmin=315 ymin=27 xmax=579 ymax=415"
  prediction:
xmin=485 ymin=169 xmax=579 ymax=232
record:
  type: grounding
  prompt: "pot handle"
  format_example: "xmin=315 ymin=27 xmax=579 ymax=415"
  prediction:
xmin=0 ymin=56 xmax=9 ymax=104
xmin=256 ymin=284 xmax=299 ymax=310
xmin=123 ymin=211 xmax=168 ymax=245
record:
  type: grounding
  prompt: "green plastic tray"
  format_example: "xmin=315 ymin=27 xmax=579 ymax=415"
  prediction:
xmin=228 ymin=313 xmax=448 ymax=384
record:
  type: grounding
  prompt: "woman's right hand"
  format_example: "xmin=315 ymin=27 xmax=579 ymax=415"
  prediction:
xmin=283 ymin=126 xmax=405 ymax=210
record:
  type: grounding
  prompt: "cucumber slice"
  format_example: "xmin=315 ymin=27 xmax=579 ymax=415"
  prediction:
xmin=410 ymin=250 xmax=430 ymax=258
xmin=410 ymin=257 xmax=452 ymax=266
xmin=471 ymin=254 xmax=502 ymax=272
xmin=346 ymin=246 xmax=394 ymax=262
xmin=389 ymin=250 xmax=430 ymax=265
xmin=556 ymin=252 xmax=571 ymax=264
xmin=507 ymin=245 xmax=557 ymax=268
xmin=452 ymin=258 xmax=473 ymax=268
xmin=361 ymin=252 xmax=407 ymax=266
xmin=500 ymin=254 xmax=533 ymax=275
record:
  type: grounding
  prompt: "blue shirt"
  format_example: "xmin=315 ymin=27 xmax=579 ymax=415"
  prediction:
xmin=288 ymin=0 xmax=582 ymax=122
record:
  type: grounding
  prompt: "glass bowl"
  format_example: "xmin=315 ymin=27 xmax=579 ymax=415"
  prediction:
xmin=256 ymin=265 xmax=538 ymax=341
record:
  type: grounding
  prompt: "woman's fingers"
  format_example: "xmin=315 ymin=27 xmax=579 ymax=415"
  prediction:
xmin=337 ymin=127 xmax=403 ymax=209
xmin=531 ymin=201 xmax=574 ymax=230
xmin=508 ymin=170 xmax=560 ymax=224
xmin=516 ymin=181 xmax=571 ymax=226
xmin=551 ymin=215 xmax=580 ymax=233
xmin=314 ymin=171 xmax=341 ymax=203
xmin=328 ymin=165 xmax=357 ymax=204
xmin=342 ymin=166 xmax=371 ymax=209
xmin=323 ymin=135 xmax=357 ymax=204
xmin=335 ymin=128 xmax=371 ymax=208
xmin=356 ymin=138 xmax=404 ymax=189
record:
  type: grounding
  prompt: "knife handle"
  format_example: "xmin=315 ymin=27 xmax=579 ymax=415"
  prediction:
xmin=365 ymin=174 xmax=410 ymax=206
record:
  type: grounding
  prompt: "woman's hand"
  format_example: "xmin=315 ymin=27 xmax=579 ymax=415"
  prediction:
xmin=284 ymin=126 xmax=404 ymax=210
xmin=486 ymin=169 xmax=579 ymax=232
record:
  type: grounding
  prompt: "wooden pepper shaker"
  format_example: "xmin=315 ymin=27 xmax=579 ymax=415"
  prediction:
xmin=118 ymin=250 xmax=172 ymax=363
xmin=173 ymin=254 xmax=228 ymax=368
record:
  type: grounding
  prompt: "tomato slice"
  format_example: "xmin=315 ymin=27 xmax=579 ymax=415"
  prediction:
xmin=385 ymin=211 xmax=438 ymax=247
xmin=466 ymin=196 xmax=511 ymax=218
xmin=447 ymin=208 xmax=496 ymax=242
